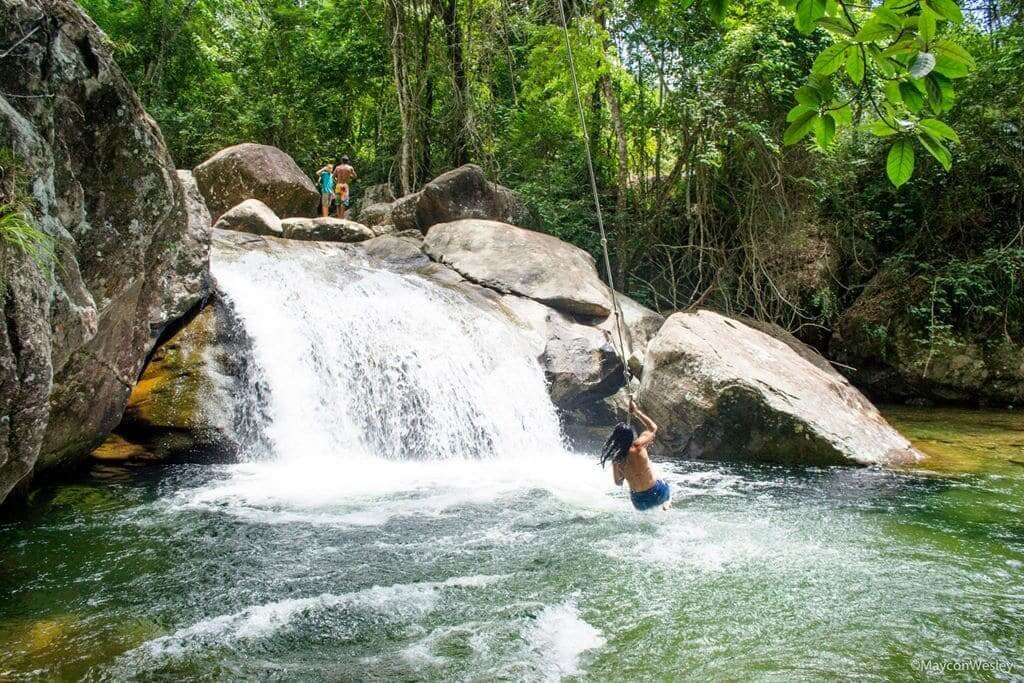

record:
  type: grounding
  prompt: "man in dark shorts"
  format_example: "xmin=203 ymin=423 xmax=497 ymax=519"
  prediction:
xmin=601 ymin=399 xmax=671 ymax=511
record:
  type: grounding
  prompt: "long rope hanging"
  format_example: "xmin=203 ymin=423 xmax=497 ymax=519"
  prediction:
xmin=554 ymin=0 xmax=634 ymax=415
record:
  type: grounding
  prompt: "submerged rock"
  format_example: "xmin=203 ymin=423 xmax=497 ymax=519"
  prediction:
xmin=424 ymin=219 xmax=613 ymax=317
xmin=0 ymin=0 xmax=206 ymax=503
xmin=281 ymin=217 xmax=374 ymax=242
xmin=638 ymin=310 xmax=923 ymax=466
xmin=194 ymin=143 xmax=318 ymax=220
xmin=213 ymin=199 xmax=283 ymax=237
xmin=388 ymin=165 xmax=536 ymax=233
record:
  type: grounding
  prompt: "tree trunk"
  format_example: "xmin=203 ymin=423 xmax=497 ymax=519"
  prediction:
xmin=435 ymin=0 xmax=470 ymax=167
xmin=387 ymin=0 xmax=416 ymax=194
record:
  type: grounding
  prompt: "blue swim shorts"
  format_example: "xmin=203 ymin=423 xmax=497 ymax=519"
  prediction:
xmin=630 ymin=479 xmax=671 ymax=511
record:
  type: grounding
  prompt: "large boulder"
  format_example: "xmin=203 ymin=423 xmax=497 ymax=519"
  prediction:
xmin=281 ymin=217 xmax=374 ymax=242
xmin=638 ymin=310 xmax=923 ymax=466
xmin=193 ymin=143 xmax=317 ymax=220
xmin=158 ymin=170 xmax=211 ymax=324
xmin=213 ymin=199 xmax=283 ymax=237
xmin=0 ymin=0 xmax=205 ymax=503
xmin=424 ymin=219 xmax=613 ymax=317
xmin=390 ymin=165 xmax=536 ymax=233
xmin=831 ymin=267 xmax=1024 ymax=405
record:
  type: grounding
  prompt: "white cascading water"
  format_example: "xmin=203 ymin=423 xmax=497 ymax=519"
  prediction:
xmin=213 ymin=244 xmax=565 ymax=464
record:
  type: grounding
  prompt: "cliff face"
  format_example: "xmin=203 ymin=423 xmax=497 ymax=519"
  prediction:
xmin=0 ymin=0 xmax=207 ymax=503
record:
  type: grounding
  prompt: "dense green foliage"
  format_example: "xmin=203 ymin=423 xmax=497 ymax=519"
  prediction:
xmin=77 ymin=0 xmax=1022 ymax=352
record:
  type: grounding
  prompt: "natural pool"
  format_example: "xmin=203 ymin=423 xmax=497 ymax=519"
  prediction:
xmin=1 ymin=407 xmax=1021 ymax=681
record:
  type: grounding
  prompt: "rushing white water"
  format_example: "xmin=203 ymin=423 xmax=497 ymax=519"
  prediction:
xmin=212 ymin=244 xmax=565 ymax=464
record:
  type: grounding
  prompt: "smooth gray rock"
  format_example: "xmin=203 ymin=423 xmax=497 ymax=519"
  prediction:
xmin=194 ymin=143 xmax=318 ymax=220
xmin=281 ymin=217 xmax=374 ymax=242
xmin=424 ymin=219 xmax=613 ymax=317
xmin=391 ymin=164 xmax=536 ymax=232
xmin=362 ymin=232 xmax=428 ymax=267
xmin=213 ymin=199 xmax=283 ymax=237
xmin=637 ymin=310 xmax=924 ymax=466
xmin=157 ymin=170 xmax=212 ymax=328
xmin=0 ymin=0 xmax=204 ymax=502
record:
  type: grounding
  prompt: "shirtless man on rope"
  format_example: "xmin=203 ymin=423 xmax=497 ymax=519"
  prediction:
xmin=601 ymin=399 xmax=672 ymax=511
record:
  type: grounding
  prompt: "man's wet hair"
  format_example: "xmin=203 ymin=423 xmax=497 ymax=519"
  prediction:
xmin=600 ymin=422 xmax=635 ymax=468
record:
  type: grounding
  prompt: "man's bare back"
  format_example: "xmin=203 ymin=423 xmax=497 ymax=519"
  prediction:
xmin=611 ymin=400 xmax=672 ymax=511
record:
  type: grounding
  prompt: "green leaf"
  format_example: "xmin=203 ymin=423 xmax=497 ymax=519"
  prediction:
xmin=784 ymin=110 xmax=818 ymax=144
xmin=925 ymin=73 xmax=945 ymax=112
xmin=794 ymin=85 xmax=822 ymax=107
xmin=925 ymin=0 xmax=964 ymax=24
xmin=815 ymin=113 xmax=836 ymax=149
xmin=887 ymin=139 xmax=915 ymax=187
xmin=932 ymin=39 xmax=975 ymax=68
xmin=815 ymin=16 xmax=856 ymax=36
xmin=845 ymin=46 xmax=864 ymax=83
xmin=867 ymin=119 xmax=901 ymax=136
xmin=707 ymin=0 xmax=728 ymax=23
xmin=899 ymin=81 xmax=925 ymax=112
xmin=917 ymin=132 xmax=952 ymax=170
xmin=830 ymin=103 xmax=853 ymax=126
xmin=855 ymin=18 xmax=896 ymax=42
xmin=787 ymin=104 xmax=816 ymax=122
xmin=876 ymin=8 xmax=905 ymax=27
xmin=884 ymin=80 xmax=903 ymax=106
xmin=919 ymin=118 xmax=960 ymax=142
xmin=910 ymin=52 xmax=936 ymax=78
xmin=919 ymin=6 xmax=937 ymax=43
xmin=869 ymin=44 xmax=897 ymax=76
xmin=883 ymin=39 xmax=919 ymax=57
xmin=812 ymin=42 xmax=850 ymax=75
xmin=933 ymin=53 xmax=970 ymax=78
xmin=795 ymin=0 xmax=827 ymax=33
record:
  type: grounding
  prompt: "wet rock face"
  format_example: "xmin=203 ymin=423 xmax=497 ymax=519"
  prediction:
xmin=830 ymin=267 xmax=1024 ymax=405
xmin=193 ymin=143 xmax=318 ymax=220
xmin=638 ymin=310 xmax=923 ymax=466
xmin=0 ymin=0 xmax=205 ymax=503
xmin=423 ymin=219 xmax=613 ymax=318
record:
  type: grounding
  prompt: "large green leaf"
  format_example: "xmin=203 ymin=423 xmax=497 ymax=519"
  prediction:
xmin=925 ymin=0 xmax=964 ymax=24
xmin=910 ymin=52 xmax=936 ymax=78
xmin=787 ymin=104 xmax=816 ymax=122
xmin=918 ymin=6 xmax=937 ymax=43
xmin=795 ymin=0 xmax=828 ymax=33
xmin=899 ymin=81 xmax=925 ymax=112
xmin=846 ymin=46 xmax=865 ymax=83
xmin=932 ymin=39 xmax=975 ymax=68
xmin=813 ymin=42 xmax=850 ymax=75
xmin=707 ymin=0 xmax=728 ymax=23
xmin=784 ymin=110 xmax=818 ymax=144
xmin=917 ymin=132 xmax=952 ymax=170
xmin=855 ymin=18 xmax=896 ymax=42
xmin=815 ymin=16 xmax=855 ymax=37
xmin=919 ymin=117 xmax=960 ymax=142
xmin=867 ymin=119 xmax=901 ymax=136
xmin=886 ymin=138 xmax=915 ymax=187
xmin=815 ymin=113 xmax=836 ymax=149
xmin=933 ymin=53 xmax=970 ymax=78
xmin=794 ymin=85 xmax=822 ymax=107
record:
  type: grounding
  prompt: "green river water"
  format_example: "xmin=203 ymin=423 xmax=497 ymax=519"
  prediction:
xmin=1 ymin=407 xmax=1022 ymax=681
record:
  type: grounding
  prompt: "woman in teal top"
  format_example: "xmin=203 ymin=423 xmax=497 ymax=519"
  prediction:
xmin=316 ymin=163 xmax=335 ymax=217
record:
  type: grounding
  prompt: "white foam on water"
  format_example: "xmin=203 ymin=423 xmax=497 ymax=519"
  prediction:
xmin=523 ymin=600 xmax=606 ymax=681
xmin=123 ymin=574 xmax=510 ymax=663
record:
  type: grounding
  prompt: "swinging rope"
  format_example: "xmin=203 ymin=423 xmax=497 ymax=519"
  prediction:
xmin=554 ymin=0 xmax=634 ymax=420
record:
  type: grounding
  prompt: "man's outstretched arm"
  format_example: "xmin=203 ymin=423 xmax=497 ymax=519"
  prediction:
xmin=630 ymin=399 xmax=658 ymax=447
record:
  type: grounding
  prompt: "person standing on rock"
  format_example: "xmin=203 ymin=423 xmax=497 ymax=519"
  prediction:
xmin=601 ymin=399 xmax=671 ymax=511
xmin=332 ymin=155 xmax=357 ymax=219
xmin=316 ymin=162 xmax=335 ymax=217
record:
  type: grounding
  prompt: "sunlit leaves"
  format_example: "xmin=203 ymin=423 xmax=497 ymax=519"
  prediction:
xmin=812 ymin=42 xmax=849 ymax=74
xmin=784 ymin=109 xmax=818 ymax=144
xmin=794 ymin=0 xmax=827 ymax=34
xmin=846 ymin=45 xmax=864 ymax=83
xmin=919 ymin=118 xmax=960 ymax=143
xmin=887 ymin=139 xmax=915 ymax=187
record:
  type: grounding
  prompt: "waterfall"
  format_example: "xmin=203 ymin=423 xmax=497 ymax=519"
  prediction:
xmin=211 ymin=242 xmax=565 ymax=463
